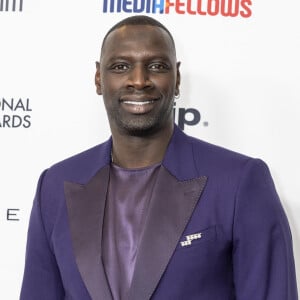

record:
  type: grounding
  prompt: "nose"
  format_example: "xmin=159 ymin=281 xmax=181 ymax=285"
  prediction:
xmin=126 ymin=64 xmax=153 ymax=90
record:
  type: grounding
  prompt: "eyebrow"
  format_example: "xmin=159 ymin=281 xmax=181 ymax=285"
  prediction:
xmin=104 ymin=54 xmax=174 ymax=63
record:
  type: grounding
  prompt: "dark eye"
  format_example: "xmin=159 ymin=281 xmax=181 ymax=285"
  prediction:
xmin=110 ymin=63 xmax=130 ymax=73
xmin=148 ymin=62 xmax=170 ymax=72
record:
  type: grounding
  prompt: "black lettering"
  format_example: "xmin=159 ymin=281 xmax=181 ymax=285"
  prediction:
xmin=1 ymin=98 xmax=14 ymax=111
xmin=25 ymin=98 xmax=32 ymax=111
xmin=0 ymin=0 xmax=23 ymax=12
xmin=23 ymin=115 xmax=31 ymax=128
xmin=3 ymin=115 xmax=11 ymax=127
xmin=15 ymin=98 xmax=26 ymax=111
xmin=0 ymin=114 xmax=32 ymax=128
xmin=178 ymin=108 xmax=201 ymax=130
xmin=12 ymin=115 xmax=22 ymax=127
xmin=7 ymin=208 xmax=20 ymax=221
xmin=1 ymin=98 xmax=32 ymax=111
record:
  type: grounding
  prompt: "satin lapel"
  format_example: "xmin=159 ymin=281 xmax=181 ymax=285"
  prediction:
xmin=64 ymin=165 xmax=112 ymax=300
xmin=128 ymin=166 xmax=207 ymax=300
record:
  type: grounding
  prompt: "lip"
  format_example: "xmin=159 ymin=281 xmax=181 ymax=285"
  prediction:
xmin=120 ymin=96 xmax=160 ymax=114
xmin=122 ymin=100 xmax=155 ymax=105
xmin=120 ymin=94 xmax=159 ymax=102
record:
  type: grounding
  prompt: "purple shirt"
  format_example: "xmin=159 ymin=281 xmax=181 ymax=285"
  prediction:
xmin=102 ymin=163 xmax=161 ymax=300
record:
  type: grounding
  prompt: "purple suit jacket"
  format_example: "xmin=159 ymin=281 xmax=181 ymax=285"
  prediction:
xmin=20 ymin=125 xmax=298 ymax=299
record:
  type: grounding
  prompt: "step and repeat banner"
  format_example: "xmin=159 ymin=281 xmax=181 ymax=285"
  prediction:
xmin=1 ymin=0 xmax=299 ymax=298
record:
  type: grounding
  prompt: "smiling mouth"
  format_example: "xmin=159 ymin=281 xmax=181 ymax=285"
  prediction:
xmin=122 ymin=100 xmax=155 ymax=105
xmin=120 ymin=98 xmax=159 ymax=114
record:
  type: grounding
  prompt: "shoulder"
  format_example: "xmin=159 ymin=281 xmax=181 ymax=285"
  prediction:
xmin=45 ymin=138 xmax=112 ymax=184
xmin=164 ymin=126 xmax=269 ymax=183
xmin=177 ymin=127 xmax=256 ymax=173
xmin=33 ymin=138 xmax=111 ymax=236
xmin=193 ymin=133 xmax=272 ymax=181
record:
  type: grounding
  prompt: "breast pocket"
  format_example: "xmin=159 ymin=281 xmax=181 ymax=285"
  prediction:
xmin=176 ymin=225 xmax=217 ymax=251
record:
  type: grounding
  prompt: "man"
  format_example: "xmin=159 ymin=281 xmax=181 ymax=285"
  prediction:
xmin=20 ymin=15 xmax=298 ymax=299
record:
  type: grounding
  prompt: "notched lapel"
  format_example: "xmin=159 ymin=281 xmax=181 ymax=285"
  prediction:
xmin=64 ymin=165 xmax=112 ymax=300
xmin=128 ymin=166 xmax=207 ymax=300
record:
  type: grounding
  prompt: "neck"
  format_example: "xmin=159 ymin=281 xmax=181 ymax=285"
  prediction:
xmin=111 ymin=124 xmax=174 ymax=169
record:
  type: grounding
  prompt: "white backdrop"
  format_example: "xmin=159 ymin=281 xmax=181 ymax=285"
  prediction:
xmin=1 ymin=0 xmax=299 ymax=298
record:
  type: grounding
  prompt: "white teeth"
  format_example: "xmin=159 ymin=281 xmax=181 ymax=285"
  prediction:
xmin=123 ymin=101 xmax=153 ymax=105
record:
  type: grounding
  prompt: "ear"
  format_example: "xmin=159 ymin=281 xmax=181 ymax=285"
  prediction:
xmin=175 ymin=61 xmax=181 ymax=97
xmin=95 ymin=61 xmax=102 ymax=95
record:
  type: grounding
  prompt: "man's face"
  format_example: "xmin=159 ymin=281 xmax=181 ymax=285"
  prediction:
xmin=96 ymin=25 xmax=180 ymax=136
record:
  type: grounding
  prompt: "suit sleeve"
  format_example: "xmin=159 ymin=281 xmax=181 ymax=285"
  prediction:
xmin=20 ymin=170 xmax=65 ymax=300
xmin=233 ymin=159 xmax=298 ymax=299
